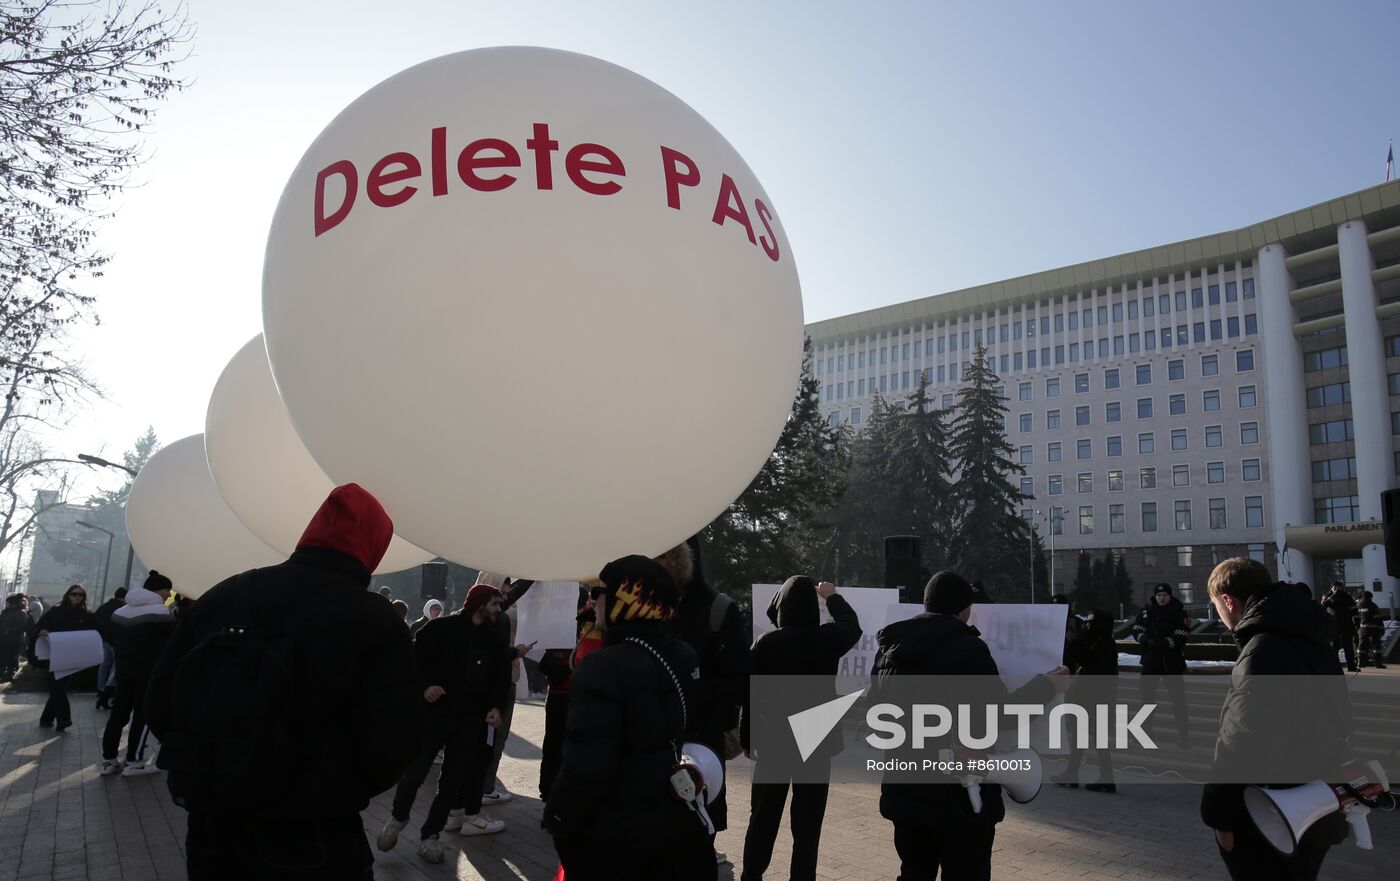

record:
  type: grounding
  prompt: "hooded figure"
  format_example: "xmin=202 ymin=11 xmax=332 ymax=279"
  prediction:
xmin=144 ymin=483 xmax=424 ymax=881
xmin=546 ymin=555 xmax=716 ymax=881
xmin=100 ymin=574 xmax=177 ymax=775
xmin=409 ymin=598 xmax=444 ymax=637
xmin=741 ymin=576 xmax=861 ymax=881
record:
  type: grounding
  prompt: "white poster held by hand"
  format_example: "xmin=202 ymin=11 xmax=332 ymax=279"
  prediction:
xmin=752 ymin=584 xmax=895 ymax=694
xmin=884 ymin=603 xmax=1068 ymax=689
xmin=514 ymin=581 xmax=581 ymax=660
xmin=34 ymin=631 xmax=104 ymax=679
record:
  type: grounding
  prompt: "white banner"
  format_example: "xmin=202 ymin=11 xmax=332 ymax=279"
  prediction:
xmin=34 ymin=630 xmax=104 ymax=680
xmin=884 ymin=602 xmax=1067 ymax=687
xmin=513 ymin=581 xmax=581 ymax=660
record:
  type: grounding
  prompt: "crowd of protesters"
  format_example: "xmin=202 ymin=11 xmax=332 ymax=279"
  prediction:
xmin=2 ymin=481 xmax=1388 ymax=881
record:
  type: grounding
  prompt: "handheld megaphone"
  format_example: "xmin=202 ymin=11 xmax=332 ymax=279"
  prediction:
xmin=948 ymin=749 xmax=1043 ymax=814
xmin=1244 ymin=760 xmax=1393 ymax=854
xmin=680 ymin=742 xmax=724 ymax=805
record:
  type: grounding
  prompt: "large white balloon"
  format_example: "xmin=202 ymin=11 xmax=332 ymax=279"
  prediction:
xmin=262 ymin=47 xmax=803 ymax=579
xmin=205 ymin=334 xmax=435 ymax=574
xmin=126 ymin=435 xmax=284 ymax=599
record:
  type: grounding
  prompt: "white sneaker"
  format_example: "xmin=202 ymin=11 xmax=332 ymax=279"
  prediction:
xmin=98 ymin=759 xmax=123 ymax=776
xmin=377 ymin=818 xmax=406 ymax=852
xmin=443 ymin=809 xmax=465 ymax=831
xmin=120 ymin=761 xmax=160 ymax=777
xmin=417 ymin=834 xmax=444 ymax=864
xmin=457 ymin=812 xmax=505 ymax=835
xmin=482 ymin=786 xmax=514 ymax=804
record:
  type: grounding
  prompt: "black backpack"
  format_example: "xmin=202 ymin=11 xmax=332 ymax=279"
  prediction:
xmin=158 ymin=573 xmax=304 ymax=812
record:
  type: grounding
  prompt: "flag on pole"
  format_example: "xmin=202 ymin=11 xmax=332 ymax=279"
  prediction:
xmin=1388 ymin=143 xmax=1394 ymax=183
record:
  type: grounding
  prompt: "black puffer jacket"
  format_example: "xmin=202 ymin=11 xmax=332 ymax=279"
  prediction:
xmin=1200 ymin=584 xmax=1352 ymax=833
xmin=0 ymin=605 xmax=31 ymax=651
xmin=545 ymin=619 xmax=713 ymax=880
xmin=1132 ymin=597 xmax=1190 ymax=673
xmin=28 ymin=601 xmax=97 ymax=665
xmin=872 ymin=613 xmax=1055 ymax=824
xmin=670 ymin=538 xmax=750 ymax=755
xmin=145 ymin=486 xmax=425 ymax=818
xmin=93 ymin=597 xmax=124 ymax=642
xmin=741 ymin=577 xmax=862 ymax=754
xmin=413 ymin=612 xmax=512 ymax=720
xmin=108 ymin=588 xmax=176 ymax=684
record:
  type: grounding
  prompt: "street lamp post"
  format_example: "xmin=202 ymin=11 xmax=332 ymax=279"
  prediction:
xmin=78 ymin=453 xmax=140 ymax=592
xmin=75 ymin=521 xmax=114 ymax=604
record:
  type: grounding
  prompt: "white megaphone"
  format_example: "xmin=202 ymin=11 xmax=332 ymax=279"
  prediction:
xmin=680 ymin=742 xmax=724 ymax=805
xmin=1244 ymin=760 xmax=1393 ymax=854
xmin=950 ymin=749 xmax=1043 ymax=814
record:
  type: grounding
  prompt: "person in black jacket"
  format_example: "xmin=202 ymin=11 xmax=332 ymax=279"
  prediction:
xmin=873 ymin=571 xmax=1069 ymax=881
xmin=144 ymin=484 xmax=424 ymax=881
xmin=378 ymin=582 xmax=523 ymax=863
xmin=100 ymin=573 xmax=176 ymax=776
xmin=0 ymin=594 xmax=33 ymax=682
xmin=1132 ymin=582 xmax=1191 ymax=746
xmin=1201 ymin=559 xmax=1353 ymax=881
xmin=1355 ymin=591 xmax=1387 ymax=669
xmin=31 ymin=583 xmax=98 ymax=731
xmin=657 ymin=536 xmax=750 ymax=845
xmin=92 ymin=587 xmax=126 ymax=709
xmin=1053 ymin=609 xmax=1119 ymax=793
xmin=1321 ymin=582 xmax=1358 ymax=672
xmin=545 ymin=554 xmax=716 ymax=881
xmin=740 ymin=576 xmax=861 ymax=881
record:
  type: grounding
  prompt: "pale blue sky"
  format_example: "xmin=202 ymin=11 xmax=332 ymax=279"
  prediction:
xmin=57 ymin=0 xmax=1400 ymax=485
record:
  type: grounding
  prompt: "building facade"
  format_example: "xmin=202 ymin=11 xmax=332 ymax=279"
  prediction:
xmin=807 ymin=181 xmax=1400 ymax=610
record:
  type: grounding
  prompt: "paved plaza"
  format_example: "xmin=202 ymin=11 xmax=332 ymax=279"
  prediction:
xmin=1 ymin=684 xmax=1395 ymax=881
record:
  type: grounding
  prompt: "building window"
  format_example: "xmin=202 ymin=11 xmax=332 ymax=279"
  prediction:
xmin=1140 ymin=466 xmax=1157 ymax=489
xmin=1076 ymin=405 xmax=1090 ymax=426
xmin=1242 ymin=458 xmax=1261 ymax=481
xmin=1175 ymin=500 xmax=1192 ymax=531
xmin=1203 ymin=390 xmax=1221 ymax=412
xmin=1245 ymin=496 xmax=1264 ymax=528
xmin=1248 ymin=543 xmax=1265 ymax=562
xmin=1171 ymin=428 xmax=1188 ymax=450
xmin=1209 ymin=497 xmax=1227 ymax=529
xmin=1046 ymin=377 xmax=1061 ymax=397
xmin=1048 ymin=442 xmax=1062 ymax=462
xmin=1020 ymin=445 xmax=1033 ymax=465
xmin=1303 ymin=346 xmax=1348 ymax=372
xmin=1105 ymin=368 xmax=1120 ymax=389
xmin=1019 ymin=382 xmax=1032 ymax=401
xmin=1202 ymin=354 xmax=1219 ymax=376
xmin=942 ymin=394 xmax=954 ymax=409
xmin=1168 ymin=359 xmax=1184 ymax=381
xmin=1108 ymin=469 xmax=1124 ymax=491
xmin=1049 ymin=474 xmax=1064 ymax=495
xmin=1205 ymin=425 xmax=1223 ymax=447
xmin=1308 ymin=419 xmax=1354 ymax=445
xmin=1306 ymin=382 xmax=1351 ymax=408
xmin=1136 ymin=364 xmax=1152 ymax=385
xmin=1110 ymin=504 xmax=1125 ymax=534
xmin=1138 ymin=432 xmax=1154 ymax=454
xmin=1019 ymin=413 xmax=1033 ymax=432
xmin=1312 ymin=457 xmax=1356 ymax=482
xmin=1168 ymin=393 xmax=1186 ymax=415
xmin=1106 ymin=401 xmax=1121 ymax=422
xmin=1142 ymin=502 xmax=1158 ymax=532
xmin=1050 ymin=506 xmax=1064 ymax=536
xmin=1078 ymin=472 xmax=1093 ymax=494
xmin=1021 ymin=477 xmax=1034 ymax=498
xmin=1075 ymin=373 xmax=1089 ymax=393
xmin=1137 ymin=397 xmax=1154 ymax=419
xmin=1207 ymin=461 xmax=1225 ymax=484
xmin=1079 ymin=506 xmax=1094 ymax=535
xmin=1047 ymin=409 xmax=1062 ymax=430
xmin=851 ymin=407 xmax=862 ymax=426
xmin=828 ymin=412 xmax=840 ymax=426
xmin=1241 ymin=422 xmax=1260 ymax=444
xmin=1239 ymin=385 xmax=1257 ymax=408
xmin=1314 ymin=496 xmax=1360 ymax=524
xmin=1236 ymin=350 xmax=1255 ymax=372
xmin=1107 ymin=435 xmax=1123 ymax=457
xmin=1144 ymin=547 xmax=1159 ymax=566
xmin=1173 ymin=464 xmax=1189 ymax=487
xmin=1077 ymin=438 xmax=1092 ymax=459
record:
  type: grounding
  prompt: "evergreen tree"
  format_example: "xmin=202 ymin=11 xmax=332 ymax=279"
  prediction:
xmin=1071 ymin=550 xmax=1095 ymax=611
xmin=948 ymin=346 xmax=1029 ymax=595
xmin=821 ymin=394 xmax=900 ymax=586
xmin=883 ymin=374 xmax=954 ymax=572
xmin=1111 ymin=552 xmax=1135 ymax=618
xmin=1031 ymin=527 xmax=1051 ymax=601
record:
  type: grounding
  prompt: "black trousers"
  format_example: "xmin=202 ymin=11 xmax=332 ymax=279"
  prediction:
xmin=741 ymin=777 xmax=830 ymax=881
xmin=391 ymin=714 xmax=486 ymax=837
xmin=1333 ymin=629 xmax=1356 ymax=669
xmin=0 ymin=641 xmax=20 ymax=680
xmin=1357 ymin=630 xmax=1385 ymax=666
xmin=40 ymin=671 xmax=70 ymax=725
xmin=539 ymin=692 xmax=569 ymax=800
xmin=186 ymin=812 xmax=372 ymax=880
xmin=1217 ymin=820 xmax=1333 ymax=881
xmin=892 ymin=817 xmax=995 ymax=881
xmin=102 ymin=676 xmax=151 ymax=762
xmin=1139 ymin=671 xmax=1189 ymax=740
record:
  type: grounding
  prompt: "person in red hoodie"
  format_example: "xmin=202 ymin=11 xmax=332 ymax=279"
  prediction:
xmin=145 ymin=484 xmax=424 ymax=881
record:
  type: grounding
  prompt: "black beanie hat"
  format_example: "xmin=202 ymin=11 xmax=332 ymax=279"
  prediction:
xmin=1154 ymin=582 xmax=1173 ymax=596
xmin=144 ymin=570 xmax=173 ymax=594
xmin=599 ymin=555 xmax=679 ymax=626
xmin=924 ymin=570 xmax=974 ymax=615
